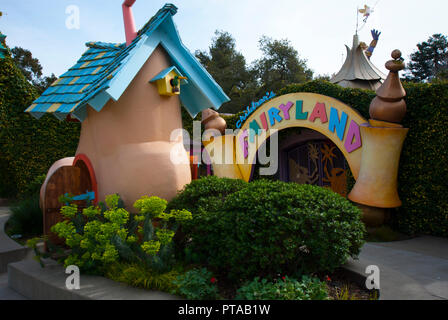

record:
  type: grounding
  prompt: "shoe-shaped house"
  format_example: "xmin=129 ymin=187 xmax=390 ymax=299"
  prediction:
xmin=25 ymin=2 xmax=229 ymax=235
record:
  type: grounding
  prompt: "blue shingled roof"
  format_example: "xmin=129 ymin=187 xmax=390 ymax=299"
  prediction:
xmin=26 ymin=3 xmax=229 ymax=121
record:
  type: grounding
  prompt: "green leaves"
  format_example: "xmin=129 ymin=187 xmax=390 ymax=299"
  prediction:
xmin=173 ymin=268 xmax=220 ymax=300
xmin=235 ymin=275 xmax=328 ymax=300
xmin=171 ymin=178 xmax=365 ymax=281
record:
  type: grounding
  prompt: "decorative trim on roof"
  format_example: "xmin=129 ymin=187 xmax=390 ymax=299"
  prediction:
xmin=26 ymin=3 xmax=229 ymax=122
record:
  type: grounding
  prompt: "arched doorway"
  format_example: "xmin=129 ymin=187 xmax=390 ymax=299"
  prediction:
xmin=235 ymin=92 xmax=367 ymax=182
xmin=41 ymin=154 xmax=97 ymax=246
xmin=251 ymin=128 xmax=349 ymax=196
xmin=284 ymin=139 xmax=347 ymax=197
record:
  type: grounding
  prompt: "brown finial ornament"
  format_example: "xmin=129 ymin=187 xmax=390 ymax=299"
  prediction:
xmin=201 ymin=108 xmax=227 ymax=134
xmin=369 ymin=49 xmax=406 ymax=123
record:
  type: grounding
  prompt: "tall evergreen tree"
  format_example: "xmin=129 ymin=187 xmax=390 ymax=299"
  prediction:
xmin=405 ymin=34 xmax=448 ymax=82
xmin=195 ymin=31 xmax=257 ymax=114
xmin=11 ymin=46 xmax=57 ymax=93
xmin=252 ymin=36 xmax=313 ymax=93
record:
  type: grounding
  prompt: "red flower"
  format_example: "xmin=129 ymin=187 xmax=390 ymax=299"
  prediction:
xmin=210 ymin=277 xmax=217 ymax=283
xmin=326 ymin=276 xmax=331 ymax=282
xmin=282 ymin=276 xmax=286 ymax=280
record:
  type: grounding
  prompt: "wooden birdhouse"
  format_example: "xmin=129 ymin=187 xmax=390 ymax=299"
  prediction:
xmin=150 ymin=66 xmax=188 ymax=96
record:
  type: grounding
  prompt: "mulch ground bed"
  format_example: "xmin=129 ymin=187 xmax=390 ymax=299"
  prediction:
xmin=325 ymin=268 xmax=378 ymax=300
xmin=216 ymin=268 xmax=378 ymax=300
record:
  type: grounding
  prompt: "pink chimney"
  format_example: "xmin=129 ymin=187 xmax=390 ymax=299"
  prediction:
xmin=122 ymin=0 xmax=138 ymax=46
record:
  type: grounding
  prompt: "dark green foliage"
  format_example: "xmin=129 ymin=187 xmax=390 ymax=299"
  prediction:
xmin=7 ymin=194 xmax=43 ymax=237
xmin=394 ymin=82 xmax=448 ymax=236
xmin=168 ymin=176 xmax=248 ymax=263
xmin=106 ymin=262 xmax=182 ymax=294
xmin=195 ymin=30 xmax=267 ymax=115
xmin=173 ymin=267 xmax=220 ymax=300
xmin=235 ymin=275 xmax=328 ymax=300
xmin=196 ymin=31 xmax=257 ymax=114
xmin=405 ymin=34 xmax=448 ymax=82
xmin=168 ymin=176 xmax=248 ymax=214
xmin=0 ymin=54 xmax=80 ymax=197
xmin=19 ymin=174 xmax=46 ymax=199
xmin=10 ymin=47 xmax=57 ymax=93
xmin=253 ymin=36 xmax=313 ymax=93
xmin=172 ymin=178 xmax=365 ymax=281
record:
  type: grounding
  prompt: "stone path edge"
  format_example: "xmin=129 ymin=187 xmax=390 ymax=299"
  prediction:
xmin=8 ymin=258 xmax=180 ymax=300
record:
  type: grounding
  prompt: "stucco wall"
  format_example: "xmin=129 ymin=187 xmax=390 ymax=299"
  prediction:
xmin=76 ymin=46 xmax=191 ymax=208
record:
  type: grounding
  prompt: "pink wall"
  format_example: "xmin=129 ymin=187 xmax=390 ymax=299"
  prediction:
xmin=76 ymin=46 xmax=191 ymax=209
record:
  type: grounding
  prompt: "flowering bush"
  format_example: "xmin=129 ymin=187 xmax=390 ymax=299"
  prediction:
xmin=48 ymin=194 xmax=192 ymax=274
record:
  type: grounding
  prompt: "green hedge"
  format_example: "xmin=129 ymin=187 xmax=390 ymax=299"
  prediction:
xmin=170 ymin=178 xmax=366 ymax=281
xmin=0 ymin=55 xmax=80 ymax=197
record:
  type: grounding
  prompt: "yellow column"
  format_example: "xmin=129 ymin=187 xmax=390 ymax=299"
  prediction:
xmin=348 ymin=120 xmax=408 ymax=208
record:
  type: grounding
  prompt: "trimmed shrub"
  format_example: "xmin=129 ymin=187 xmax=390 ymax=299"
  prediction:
xmin=176 ymin=179 xmax=365 ymax=281
xmin=168 ymin=176 xmax=248 ymax=214
xmin=235 ymin=275 xmax=328 ymax=300
xmin=168 ymin=176 xmax=248 ymax=262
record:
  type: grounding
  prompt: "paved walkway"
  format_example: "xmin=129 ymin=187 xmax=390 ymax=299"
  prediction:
xmin=345 ymin=236 xmax=448 ymax=300
xmin=0 ymin=207 xmax=27 ymax=300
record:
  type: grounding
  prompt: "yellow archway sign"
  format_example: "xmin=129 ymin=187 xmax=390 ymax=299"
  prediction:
xmin=234 ymin=92 xmax=368 ymax=181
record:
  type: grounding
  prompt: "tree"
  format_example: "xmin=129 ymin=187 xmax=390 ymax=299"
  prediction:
xmin=405 ymin=34 xmax=448 ymax=82
xmin=195 ymin=31 xmax=257 ymax=114
xmin=314 ymin=73 xmax=333 ymax=81
xmin=11 ymin=47 xmax=57 ymax=93
xmin=252 ymin=36 xmax=313 ymax=93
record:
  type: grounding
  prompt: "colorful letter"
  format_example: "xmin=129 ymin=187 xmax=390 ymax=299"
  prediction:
xmin=260 ymin=112 xmax=269 ymax=130
xmin=278 ymin=101 xmax=293 ymax=120
xmin=295 ymin=100 xmax=308 ymax=120
xmin=268 ymin=107 xmax=283 ymax=126
xmin=344 ymin=120 xmax=362 ymax=153
xmin=239 ymin=129 xmax=249 ymax=159
xmin=309 ymin=103 xmax=328 ymax=123
xmin=328 ymin=107 xmax=348 ymax=141
xmin=249 ymin=119 xmax=261 ymax=143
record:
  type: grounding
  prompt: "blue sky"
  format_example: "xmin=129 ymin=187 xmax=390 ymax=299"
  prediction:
xmin=1 ymin=0 xmax=446 ymax=79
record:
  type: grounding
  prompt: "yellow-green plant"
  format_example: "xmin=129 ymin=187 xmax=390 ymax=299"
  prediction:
xmin=49 ymin=194 xmax=192 ymax=274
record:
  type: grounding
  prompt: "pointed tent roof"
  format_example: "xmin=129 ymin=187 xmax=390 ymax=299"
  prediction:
xmin=330 ymin=34 xmax=386 ymax=91
xmin=25 ymin=4 xmax=229 ymax=121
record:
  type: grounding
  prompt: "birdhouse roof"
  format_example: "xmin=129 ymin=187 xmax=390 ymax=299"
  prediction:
xmin=150 ymin=66 xmax=187 ymax=84
xmin=26 ymin=3 xmax=229 ymax=121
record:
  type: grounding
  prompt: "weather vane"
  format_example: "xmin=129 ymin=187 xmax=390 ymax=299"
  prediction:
xmin=356 ymin=1 xmax=380 ymax=33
